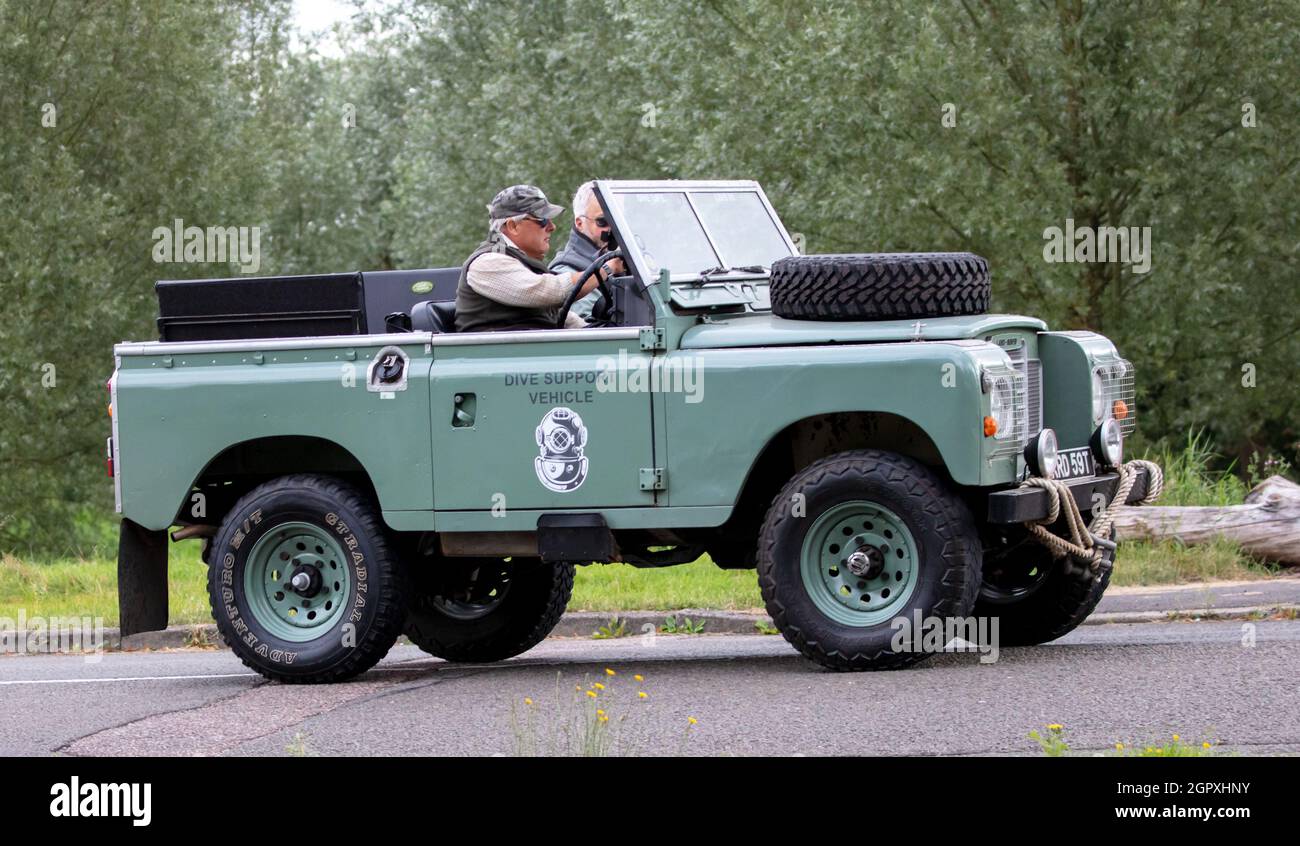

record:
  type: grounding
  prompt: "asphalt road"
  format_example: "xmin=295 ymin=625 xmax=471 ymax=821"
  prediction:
xmin=3 ymin=619 xmax=1297 ymax=757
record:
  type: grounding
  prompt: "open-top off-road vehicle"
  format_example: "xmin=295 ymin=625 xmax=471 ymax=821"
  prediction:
xmin=110 ymin=179 xmax=1160 ymax=681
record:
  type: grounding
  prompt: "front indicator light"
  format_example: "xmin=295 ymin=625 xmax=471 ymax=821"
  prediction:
xmin=1113 ymin=399 xmax=1128 ymax=420
xmin=983 ymin=416 xmax=998 ymax=437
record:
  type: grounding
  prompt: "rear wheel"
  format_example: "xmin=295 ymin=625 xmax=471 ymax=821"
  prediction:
xmin=758 ymin=449 xmax=982 ymax=670
xmin=207 ymin=474 xmax=408 ymax=683
xmin=404 ymin=552 xmax=573 ymax=662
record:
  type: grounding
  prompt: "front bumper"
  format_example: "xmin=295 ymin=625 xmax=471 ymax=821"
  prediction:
xmin=986 ymin=465 xmax=1154 ymax=524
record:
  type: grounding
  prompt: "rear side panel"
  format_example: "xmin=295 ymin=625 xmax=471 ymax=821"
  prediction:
xmin=113 ymin=336 xmax=434 ymax=530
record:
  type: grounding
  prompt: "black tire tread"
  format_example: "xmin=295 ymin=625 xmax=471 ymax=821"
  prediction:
xmin=404 ymin=561 xmax=574 ymax=663
xmin=975 ymin=561 xmax=1112 ymax=647
xmin=769 ymin=252 xmax=990 ymax=321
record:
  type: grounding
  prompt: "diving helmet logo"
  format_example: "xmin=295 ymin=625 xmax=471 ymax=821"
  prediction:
xmin=534 ymin=407 xmax=589 ymax=492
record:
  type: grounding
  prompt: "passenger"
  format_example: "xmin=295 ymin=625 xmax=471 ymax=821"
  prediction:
xmin=454 ymin=184 xmax=609 ymax=332
xmin=550 ymin=180 xmax=618 ymax=321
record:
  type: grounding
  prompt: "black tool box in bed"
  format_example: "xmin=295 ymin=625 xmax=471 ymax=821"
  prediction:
xmin=155 ymin=268 xmax=461 ymax=341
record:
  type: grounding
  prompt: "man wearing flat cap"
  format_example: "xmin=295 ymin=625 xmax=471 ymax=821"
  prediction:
xmin=454 ymin=184 xmax=606 ymax=332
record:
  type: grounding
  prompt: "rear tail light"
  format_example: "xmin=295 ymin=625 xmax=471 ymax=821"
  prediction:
xmin=106 ymin=437 xmax=114 ymax=477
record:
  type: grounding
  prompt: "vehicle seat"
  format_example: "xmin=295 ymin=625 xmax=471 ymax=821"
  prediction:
xmin=410 ymin=300 xmax=457 ymax=334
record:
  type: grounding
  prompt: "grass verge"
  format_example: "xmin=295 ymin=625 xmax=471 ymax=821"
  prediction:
xmin=0 ymin=538 xmax=1285 ymax=629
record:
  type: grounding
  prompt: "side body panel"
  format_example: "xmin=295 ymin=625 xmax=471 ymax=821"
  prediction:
xmin=662 ymin=341 xmax=1014 ymax=507
xmin=428 ymin=334 xmax=656 ymax=512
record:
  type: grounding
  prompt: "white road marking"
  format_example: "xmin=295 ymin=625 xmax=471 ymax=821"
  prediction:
xmin=0 ymin=672 xmax=259 ymax=686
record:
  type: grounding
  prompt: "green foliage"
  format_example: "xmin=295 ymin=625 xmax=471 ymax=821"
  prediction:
xmin=2 ymin=0 xmax=1297 ymax=555
xmin=660 ymin=615 xmax=706 ymax=634
xmin=591 ymin=616 xmax=628 ymax=639
xmin=1138 ymin=429 xmax=1294 ymax=507
xmin=0 ymin=0 xmax=298 ymax=555
xmin=1033 ymin=725 xmax=1221 ymax=757
xmin=509 ymin=670 xmax=690 ymax=757
xmin=1028 ymin=724 xmax=1070 ymax=757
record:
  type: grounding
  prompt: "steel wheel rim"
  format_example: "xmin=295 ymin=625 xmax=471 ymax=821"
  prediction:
xmin=427 ymin=563 xmax=513 ymax=621
xmin=979 ymin=546 xmax=1055 ymax=604
xmin=799 ymin=500 xmax=920 ymax=627
xmin=244 ymin=521 xmax=350 ymax=642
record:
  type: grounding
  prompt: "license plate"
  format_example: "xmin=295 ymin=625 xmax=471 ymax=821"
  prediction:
xmin=1053 ymin=447 xmax=1095 ymax=480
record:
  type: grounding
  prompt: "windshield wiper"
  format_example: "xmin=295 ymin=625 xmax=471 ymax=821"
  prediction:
xmin=694 ymin=265 xmax=768 ymax=284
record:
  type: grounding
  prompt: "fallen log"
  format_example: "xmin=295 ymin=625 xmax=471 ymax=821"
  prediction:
xmin=1111 ymin=475 xmax=1300 ymax=566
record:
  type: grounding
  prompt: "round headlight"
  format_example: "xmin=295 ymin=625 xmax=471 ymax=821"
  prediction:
xmin=1024 ymin=428 xmax=1060 ymax=479
xmin=1091 ymin=419 xmax=1124 ymax=467
xmin=1091 ymin=369 xmax=1108 ymax=424
xmin=988 ymin=375 xmax=1014 ymax=439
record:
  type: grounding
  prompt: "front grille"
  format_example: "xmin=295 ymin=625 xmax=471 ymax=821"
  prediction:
xmin=1095 ymin=358 xmax=1136 ymax=436
xmin=1026 ymin=358 xmax=1043 ymax=436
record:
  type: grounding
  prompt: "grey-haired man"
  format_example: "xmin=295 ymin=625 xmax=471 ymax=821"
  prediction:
xmin=454 ymin=185 xmax=606 ymax=332
xmin=549 ymin=181 xmax=613 ymax=321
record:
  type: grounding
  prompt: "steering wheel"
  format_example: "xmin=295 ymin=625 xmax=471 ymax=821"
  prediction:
xmin=555 ymin=249 xmax=624 ymax=328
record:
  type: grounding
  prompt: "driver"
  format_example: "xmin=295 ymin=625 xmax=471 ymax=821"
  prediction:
xmin=454 ymin=184 xmax=608 ymax=332
xmin=550 ymin=181 xmax=619 ymax=321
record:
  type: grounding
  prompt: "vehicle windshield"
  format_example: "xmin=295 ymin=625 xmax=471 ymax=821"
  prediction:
xmin=607 ymin=184 xmax=794 ymax=281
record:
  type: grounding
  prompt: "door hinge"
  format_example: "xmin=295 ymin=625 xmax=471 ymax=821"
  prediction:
xmin=639 ymin=467 xmax=666 ymax=491
xmin=639 ymin=326 xmax=666 ymax=351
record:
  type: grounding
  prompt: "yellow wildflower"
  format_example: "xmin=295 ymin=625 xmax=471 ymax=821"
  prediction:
xmin=638 ymin=691 xmax=648 ymax=699
xmin=1115 ymin=742 xmax=1124 ymax=751
xmin=687 ymin=716 xmax=698 ymax=725
xmin=523 ymin=697 xmax=533 ymax=706
xmin=634 ymin=674 xmax=644 ymax=682
xmin=1202 ymin=741 xmax=1212 ymax=749
xmin=1172 ymin=734 xmax=1180 ymax=742
xmin=599 ymin=715 xmax=609 ymax=723
xmin=1047 ymin=724 xmax=1063 ymax=731
xmin=585 ymin=690 xmax=597 ymax=699
xmin=596 ymin=709 xmax=605 ymax=716
xmin=605 ymin=668 xmax=616 ymax=676
xmin=594 ymin=682 xmax=606 ymax=690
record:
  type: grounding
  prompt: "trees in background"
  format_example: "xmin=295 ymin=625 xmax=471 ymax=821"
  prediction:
xmin=1 ymin=0 xmax=1295 ymax=555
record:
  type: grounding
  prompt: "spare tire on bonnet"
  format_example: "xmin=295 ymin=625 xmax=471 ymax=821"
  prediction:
xmin=769 ymin=252 xmax=990 ymax=320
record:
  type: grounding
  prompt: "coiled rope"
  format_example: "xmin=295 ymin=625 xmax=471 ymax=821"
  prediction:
xmin=1020 ymin=459 xmax=1164 ymax=573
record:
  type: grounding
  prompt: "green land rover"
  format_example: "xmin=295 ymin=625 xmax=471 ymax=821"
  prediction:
xmin=109 ymin=179 xmax=1160 ymax=682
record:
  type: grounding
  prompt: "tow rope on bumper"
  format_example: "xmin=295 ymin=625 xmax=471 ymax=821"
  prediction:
xmin=1020 ymin=459 xmax=1164 ymax=576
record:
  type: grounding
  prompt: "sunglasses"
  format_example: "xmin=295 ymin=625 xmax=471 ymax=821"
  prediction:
xmin=524 ymin=215 xmax=553 ymax=227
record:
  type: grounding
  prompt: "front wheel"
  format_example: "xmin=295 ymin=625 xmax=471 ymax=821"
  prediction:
xmin=758 ymin=449 xmax=982 ymax=671
xmin=207 ymin=474 xmax=409 ymax=683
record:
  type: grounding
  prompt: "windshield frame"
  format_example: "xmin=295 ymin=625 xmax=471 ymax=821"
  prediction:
xmin=594 ymin=179 xmax=799 ymax=286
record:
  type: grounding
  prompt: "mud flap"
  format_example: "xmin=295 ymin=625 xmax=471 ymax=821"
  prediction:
xmin=118 ymin=518 xmax=169 ymax=636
